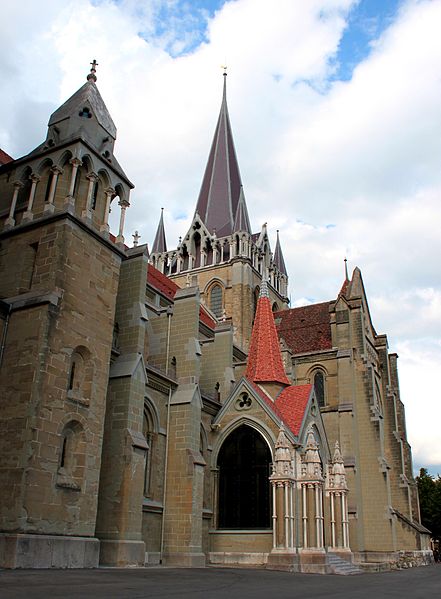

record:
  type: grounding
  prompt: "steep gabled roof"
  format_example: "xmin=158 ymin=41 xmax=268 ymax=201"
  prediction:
xmin=247 ymin=379 xmax=312 ymax=437
xmin=276 ymin=384 xmax=312 ymax=436
xmin=275 ymin=301 xmax=333 ymax=354
xmin=0 ymin=148 xmax=13 ymax=165
xmin=151 ymin=208 xmax=167 ymax=254
xmin=246 ymin=281 xmax=290 ymax=385
xmin=194 ymin=74 xmax=245 ymax=237
xmin=273 ymin=230 xmax=287 ymax=275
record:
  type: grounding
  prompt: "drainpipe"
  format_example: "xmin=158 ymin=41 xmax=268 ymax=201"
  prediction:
xmin=160 ymin=305 xmax=173 ymax=564
xmin=0 ymin=301 xmax=11 ymax=370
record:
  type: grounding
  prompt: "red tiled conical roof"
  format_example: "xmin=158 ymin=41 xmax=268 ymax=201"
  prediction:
xmin=245 ymin=282 xmax=290 ymax=385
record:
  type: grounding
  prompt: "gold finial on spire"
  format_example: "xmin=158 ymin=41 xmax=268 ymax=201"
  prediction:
xmin=87 ymin=59 xmax=98 ymax=82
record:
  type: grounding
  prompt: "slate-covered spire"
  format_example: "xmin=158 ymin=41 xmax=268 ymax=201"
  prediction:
xmin=273 ymin=230 xmax=287 ymax=275
xmin=245 ymin=279 xmax=290 ymax=386
xmin=194 ymin=73 xmax=246 ymax=237
xmin=233 ymin=186 xmax=251 ymax=234
xmin=151 ymin=208 xmax=167 ymax=253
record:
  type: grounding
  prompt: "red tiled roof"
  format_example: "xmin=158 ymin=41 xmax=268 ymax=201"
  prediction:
xmin=275 ymin=301 xmax=333 ymax=354
xmin=248 ymin=379 xmax=312 ymax=437
xmin=0 ymin=148 xmax=14 ymax=165
xmin=146 ymin=264 xmax=216 ymax=330
xmin=200 ymin=305 xmax=216 ymax=330
xmin=339 ymin=278 xmax=349 ymax=297
xmin=275 ymin=384 xmax=312 ymax=436
xmin=246 ymin=294 xmax=290 ymax=385
xmin=147 ymin=264 xmax=179 ymax=299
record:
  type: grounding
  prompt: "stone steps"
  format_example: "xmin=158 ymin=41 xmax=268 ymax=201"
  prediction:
xmin=327 ymin=553 xmax=363 ymax=575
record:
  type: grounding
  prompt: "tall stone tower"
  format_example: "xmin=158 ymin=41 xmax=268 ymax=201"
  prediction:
xmin=150 ymin=73 xmax=289 ymax=352
xmin=0 ymin=62 xmax=133 ymax=568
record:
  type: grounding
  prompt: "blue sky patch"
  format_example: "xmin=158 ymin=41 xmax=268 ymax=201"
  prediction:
xmin=334 ymin=0 xmax=403 ymax=81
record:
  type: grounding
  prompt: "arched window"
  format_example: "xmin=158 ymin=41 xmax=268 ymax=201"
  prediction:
xmin=253 ymin=287 xmax=260 ymax=321
xmin=57 ymin=420 xmax=85 ymax=490
xmin=200 ymin=425 xmax=210 ymax=510
xmin=67 ymin=346 xmax=92 ymax=404
xmin=313 ymin=371 xmax=325 ymax=408
xmin=218 ymin=425 xmax=271 ymax=529
xmin=193 ymin=232 xmax=201 ymax=268
xmin=44 ymin=171 xmax=54 ymax=203
xmin=210 ymin=284 xmax=223 ymax=318
xmin=143 ymin=407 xmax=155 ymax=498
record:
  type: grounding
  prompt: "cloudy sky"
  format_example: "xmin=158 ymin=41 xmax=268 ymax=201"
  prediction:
xmin=1 ymin=0 xmax=440 ymax=475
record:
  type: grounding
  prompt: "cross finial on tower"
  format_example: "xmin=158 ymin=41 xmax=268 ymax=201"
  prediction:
xmin=87 ymin=59 xmax=98 ymax=82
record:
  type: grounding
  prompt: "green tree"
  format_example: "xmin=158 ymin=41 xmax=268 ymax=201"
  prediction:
xmin=416 ymin=468 xmax=441 ymax=542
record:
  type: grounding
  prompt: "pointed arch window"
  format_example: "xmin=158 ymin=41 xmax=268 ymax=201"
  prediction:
xmin=91 ymin=180 xmax=99 ymax=210
xmin=44 ymin=171 xmax=54 ymax=203
xmin=218 ymin=425 xmax=271 ymax=529
xmin=210 ymin=284 xmax=223 ymax=318
xmin=313 ymin=370 xmax=326 ymax=408
xmin=143 ymin=406 xmax=156 ymax=498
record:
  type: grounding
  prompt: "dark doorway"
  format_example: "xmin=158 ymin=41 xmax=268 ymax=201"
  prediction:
xmin=218 ymin=425 xmax=272 ymax=529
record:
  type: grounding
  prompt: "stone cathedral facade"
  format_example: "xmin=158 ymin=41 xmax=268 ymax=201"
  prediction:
xmin=0 ymin=66 xmax=431 ymax=572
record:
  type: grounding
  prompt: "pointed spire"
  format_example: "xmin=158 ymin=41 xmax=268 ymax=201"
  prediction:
xmin=151 ymin=208 xmax=167 ymax=254
xmin=273 ymin=230 xmax=287 ymax=276
xmin=194 ymin=72 xmax=246 ymax=237
xmin=48 ymin=60 xmax=116 ymax=142
xmin=233 ymin=186 xmax=251 ymax=234
xmin=245 ymin=275 xmax=290 ymax=386
xmin=338 ymin=259 xmax=350 ymax=297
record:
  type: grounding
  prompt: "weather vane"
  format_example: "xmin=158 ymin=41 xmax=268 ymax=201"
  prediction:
xmin=221 ymin=64 xmax=227 ymax=76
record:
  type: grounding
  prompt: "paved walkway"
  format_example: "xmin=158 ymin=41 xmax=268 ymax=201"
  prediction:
xmin=0 ymin=564 xmax=440 ymax=599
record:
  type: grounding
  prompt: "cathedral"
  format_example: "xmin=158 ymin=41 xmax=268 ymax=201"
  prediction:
xmin=0 ymin=63 xmax=431 ymax=572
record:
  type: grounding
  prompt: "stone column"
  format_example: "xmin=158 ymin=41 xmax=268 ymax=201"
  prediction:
xmin=326 ymin=442 xmax=350 ymax=551
xmin=116 ymin=198 xmax=130 ymax=245
xmin=44 ymin=166 xmax=63 ymax=213
xmin=267 ymin=428 xmax=299 ymax=571
xmin=100 ymin=187 xmax=115 ymax=233
xmin=64 ymin=158 xmax=82 ymax=211
xmin=22 ymin=174 xmax=40 ymax=223
xmin=4 ymin=181 xmax=23 ymax=228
